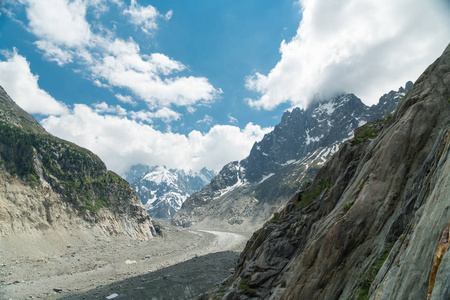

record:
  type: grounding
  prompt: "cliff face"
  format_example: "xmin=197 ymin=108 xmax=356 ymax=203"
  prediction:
xmin=203 ymin=44 xmax=450 ymax=300
xmin=0 ymin=87 xmax=155 ymax=240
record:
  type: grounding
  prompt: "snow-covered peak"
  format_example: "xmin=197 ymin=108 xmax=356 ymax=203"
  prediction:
xmin=143 ymin=166 xmax=178 ymax=186
xmin=125 ymin=164 xmax=216 ymax=221
xmin=315 ymin=101 xmax=336 ymax=115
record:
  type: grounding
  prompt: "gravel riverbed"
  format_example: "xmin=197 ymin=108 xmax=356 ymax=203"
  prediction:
xmin=0 ymin=223 xmax=249 ymax=300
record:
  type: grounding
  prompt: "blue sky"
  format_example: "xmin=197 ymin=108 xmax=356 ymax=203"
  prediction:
xmin=0 ymin=0 xmax=449 ymax=175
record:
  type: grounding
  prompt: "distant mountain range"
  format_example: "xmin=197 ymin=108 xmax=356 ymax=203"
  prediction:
xmin=125 ymin=165 xmax=215 ymax=222
xmin=172 ymin=82 xmax=412 ymax=230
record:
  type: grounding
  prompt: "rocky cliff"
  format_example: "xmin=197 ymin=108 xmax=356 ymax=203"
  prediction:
xmin=125 ymin=165 xmax=215 ymax=221
xmin=0 ymin=87 xmax=155 ymax=240
xmin=201 ymin=44 xmax=450 ymax=299
xmin=173 ymin=83 xmax=410 ymax=230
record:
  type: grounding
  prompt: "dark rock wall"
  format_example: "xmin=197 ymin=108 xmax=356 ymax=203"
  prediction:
xmin=203 ymin=44 xmax=450 ymax=300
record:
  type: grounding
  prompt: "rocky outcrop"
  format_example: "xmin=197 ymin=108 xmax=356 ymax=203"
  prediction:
xmin=0 ymin=87 xmax=156 ymax=240
xmin=173 ymin=82 xmax=410 ymax=230
xmin=202 ymin=44 xmax=450 ymax=299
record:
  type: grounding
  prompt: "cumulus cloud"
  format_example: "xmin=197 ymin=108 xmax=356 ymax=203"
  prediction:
xmin=35 ymin=40 xmax=74 ymax=66
xmin=41 ymin=106 xmax=271 ymax=174
xmin=20 ymin=0 xmax=220 ymax=108
xmin=85 ymin=0 xmax=120 ymax=18
xmin=115 ymin=93 xmax=136 ymax=105
xmin=123 ymin=0 xmax=159 ymax=34
xmin=196 ymin=115 xmax=214 ymax=125
xmin=93 ymin=79 xmax=109 ymax=88
xmin=129 ymin=107 xmax=181 ymax=123
xmin=246 ymin=0 xmax=450 ymax=108
xmin=91 ymin=101 xmax=180 ymax=123
xmin=24 ymin=0 xmax=92 ymax=48
xmin=93 ymin=102 xmax=127 ymax=116
xmin=91 ymin=38 xmax=219 ymax=108
xmin=0 ymin=50 xmax=68 ymax=115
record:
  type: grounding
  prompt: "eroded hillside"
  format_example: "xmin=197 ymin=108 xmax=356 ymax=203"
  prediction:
xmin=0 ymin=86 xmax=155 ymax=240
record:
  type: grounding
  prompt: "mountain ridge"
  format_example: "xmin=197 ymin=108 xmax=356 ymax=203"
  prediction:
xmin=173 ymin=83 xmax=410 ymax=230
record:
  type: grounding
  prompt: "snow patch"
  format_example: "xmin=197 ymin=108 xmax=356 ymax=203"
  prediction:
xmin=143 ymin=166 xmax=178 ymax=186
xmin=305 ymin=129 xmax=322 ymax=145
xmin=281 ymin=159 xmax=297 ymax=166
xmin=217 ymin=177 xmax=245 ymax=198
xmin=319 ymin=101 xmax=335 ymax=115
xmin=259 ymin=173 xmax=275 ymax=184
xmin=357 ymin=118 xmax=367 ymax=127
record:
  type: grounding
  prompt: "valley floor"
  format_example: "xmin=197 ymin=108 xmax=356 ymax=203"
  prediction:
xmin=0 ymin=223 xmax=249 ymax=300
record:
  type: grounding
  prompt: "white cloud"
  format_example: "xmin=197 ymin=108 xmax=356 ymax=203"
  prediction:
xmin=165 ymin=10 xmax=173 ymax=21
xmin=35 ymin=40 xmax=73 ymax=66
xmin=246 ymin=0 xmax=450 ymax=108
xmin=20 ymin=0 xmax=220 ymax=108
xmin=41 ymin=106 xmax=271 ymax=174
xmin=196 ymin=114 xmax=214 ymax=125
xmin=24 ymin=0 xmax=92 ymax=48
xmin=85 ymin=0 xmax=120 ymax=18
xmin=148 ymin=107 xmax=180 ymax=122
xmin=129 ymin=107 xmax=180 ymax=123
xmin=115 ymin=93 xmax=136 ymax=105
xmin=0 ymin=50 xmax=68 ymax=115
xmin=228 ymin=114 xmax=238 ymax=124
xmin=90 ymin=38 xmax=219 ymax=108
xmin=123 ymin=0 xmax=159 ymax=34
xmin=91 ymin=101 xmax=180 ymax=123
xmin=93 ymin=102 xmax=127 ymax=116
xmin=93 ymin=79 xmax=109 ymax=88
xmin=122 ymin=1 xmax=172 ymax=34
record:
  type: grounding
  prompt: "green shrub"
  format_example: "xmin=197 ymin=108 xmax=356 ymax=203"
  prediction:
xmin=0 ymin=121 xmax=132 ymax=214
xmin=82 ymin=197 xmax=107 ymax=212
xmin=238 ymin=278 xmax=257 ymax=296
xmin=352 ymin=124 xmax=378 ymax=145
xmin=342 ymin=202 xmax=353 ymax=213
xmin=385 ymin=112 xmax=393 ymax=122
xmin=295 ymin=181 xmax=331 ymax=208
xmin=355 ymin=242 xmax=394 ymax=299
xmin=27 ymin=174 xmax=40 ymax=184
xmin=271 ymin=212 xmax=280 ymax=223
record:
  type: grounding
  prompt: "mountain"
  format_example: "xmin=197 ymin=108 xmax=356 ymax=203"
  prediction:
xmin=125 ymin=165 xmax=215 ymax=221
xmin=0 ymin=86 xmax=156 ymax=240
xmin=201 ymin=44 xmax=450 ymax=300
xmin=172 ymin=83 xmax=411 ymax=230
